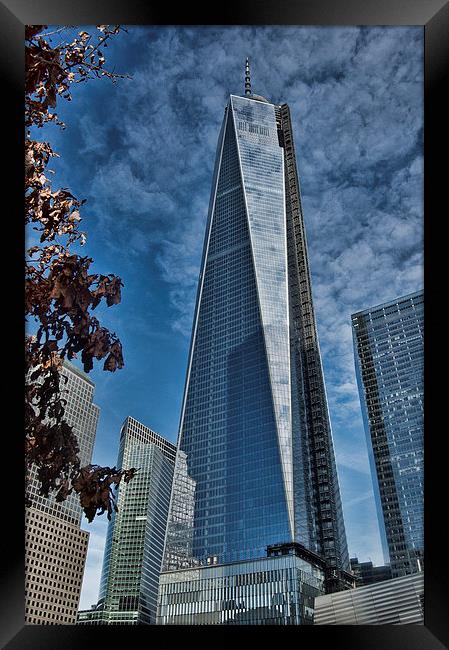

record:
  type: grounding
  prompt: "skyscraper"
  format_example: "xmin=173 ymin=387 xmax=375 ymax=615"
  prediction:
xmin=78 ymin=417 xmax=176 ymax=625
xmin=352 ymin=291 xmax=424 ymax=578
xmin=158 ymin=61 xmax=350 ymax=624
xmin=25 ymin=360 xmax=99 ymax=625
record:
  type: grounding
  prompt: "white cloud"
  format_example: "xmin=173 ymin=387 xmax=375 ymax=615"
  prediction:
xmin=336 ymin=446 xmax=371 ymax=476
xmin=78 ymin=113 xmax=110 ymax=154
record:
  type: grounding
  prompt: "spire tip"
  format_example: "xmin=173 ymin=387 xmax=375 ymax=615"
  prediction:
xmin=244 ymin=57 xmax=251 ymax=96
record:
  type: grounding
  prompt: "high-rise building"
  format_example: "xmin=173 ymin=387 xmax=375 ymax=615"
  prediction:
xmin=351 ymin=291 xmax=424 ymax=578
xmin=78 ymin=417 xmax=176 ymax=625
xmin=157 ymin=61 xmax=351 ymax=625
xmin=25 ymin=360 xmax=99 ymax=625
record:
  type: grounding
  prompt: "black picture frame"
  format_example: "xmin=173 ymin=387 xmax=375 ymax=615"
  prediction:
xmin=2 ymin=1 xmax=447 ymax=647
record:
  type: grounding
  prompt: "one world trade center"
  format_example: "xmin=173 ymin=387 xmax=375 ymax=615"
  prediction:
xmin=157 ymin=61 xmax=352 ymax=625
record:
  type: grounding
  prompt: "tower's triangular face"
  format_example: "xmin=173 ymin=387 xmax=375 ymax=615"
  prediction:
xmin=230 ymin=95 xmax=294 ymax=535
xmin=165 ymin=100 xmax=292 ymax=566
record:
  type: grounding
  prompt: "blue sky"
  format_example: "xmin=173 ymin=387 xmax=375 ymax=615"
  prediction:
xmin=28 ymin=26 xmax=423 ymax=609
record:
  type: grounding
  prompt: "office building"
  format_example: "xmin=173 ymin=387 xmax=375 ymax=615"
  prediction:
xmin=78 ymin=417 xmax=176 ymax=625
xmin=25 ymin=360 xmax=99 ymax=625
xmin=157 ymin=61 xmax=351 ymax=624
xmin=350 ymin=557 xmax=392 ymax=586
xmin=158 ymin=543 xmax=326 ymax=625
xmin=352 ymin=291 xmax=424 ymax=578
xmin=314 ymin=571 xmax=424 ymax=625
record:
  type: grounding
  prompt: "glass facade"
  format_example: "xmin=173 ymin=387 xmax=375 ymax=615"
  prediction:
xmin=279 ymin=102 xmax=349 ymax=570
xmin=349 ymin=557 xmax=392 ymax=586
xmin=158 ymin=552 xmax=325 ymax=625
xmin=81 ymin=417 xmax=176 ymax=625
xmin=352 ymin=291 xmax=424 ymax=577
xmin=162 ymin=90 xmax=349 ymax=578
xmin=233 ymin=97 xmax=294 ymax=530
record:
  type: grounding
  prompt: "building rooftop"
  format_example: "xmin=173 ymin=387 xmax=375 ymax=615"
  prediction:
xmin=62 ymin=358 xmax=95 ymax=386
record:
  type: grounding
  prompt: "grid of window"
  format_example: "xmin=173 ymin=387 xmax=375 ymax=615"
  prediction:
xmin=157 ymin=554 xmax=324 ymax=625
xmin=232 ymin=96 xmax=294 ymax=529
xmin=26 ymin=361 xmax=99 ymax=523
xmin=25 ymin=360 xmax=98 ymax=625
xmin=349 ymin=557 xmax=392 ymax=586
xmin=93 ymin=417 xmax=176 ymax=625
xmin=163 ymin=450 xmax=197 ymax=571
xmin=352 ymin=291 xmax=424 ymax=577
xmin=280 ymin=102 xmax=349 ymax=571
xmin=164 ymin=101 xmax=291 ymax=569
xmin=25 ymin=508 xmax=89 ymax=624
xmin=163 ymin=93 xmax=350 ymax=580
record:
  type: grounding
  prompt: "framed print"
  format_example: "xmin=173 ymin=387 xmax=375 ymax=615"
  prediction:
xmin=2 ymin=0 xmax=448 ymax=647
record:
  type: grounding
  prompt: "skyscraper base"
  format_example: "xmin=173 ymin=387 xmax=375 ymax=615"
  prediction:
xmin=157 ymin=546 xmax=326 ymax=625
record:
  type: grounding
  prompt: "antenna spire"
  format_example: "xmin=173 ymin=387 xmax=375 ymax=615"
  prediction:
xmin=245 ymin=57 xmax=251 ymax=96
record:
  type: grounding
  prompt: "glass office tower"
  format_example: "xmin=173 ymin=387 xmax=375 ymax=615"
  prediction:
xmin=79 ymin=417 xmax=176 ymax=624
xmin=352 ymin=291 xmax=424 ymax=578
xmin=162 ymin=63 xmax=349 ymax=583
